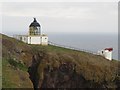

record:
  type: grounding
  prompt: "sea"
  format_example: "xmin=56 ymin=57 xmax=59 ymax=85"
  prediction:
xmin=48 ymin=33 xmax=118 ymax=60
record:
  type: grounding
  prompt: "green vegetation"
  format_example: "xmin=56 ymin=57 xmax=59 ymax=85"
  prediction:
xmin=29 ymin=44 xmax=120 ymax=88
xmin=1 ymin=34 xmax=120 ymax=88
xmin=31 ymin=44 xmax=86 ymax=53
xmin=2 ymin=57 xmax=33 ymax=88
xmin=2 ymin=34 xmax=33 ymax=88
xmin=8 ymin=58 xmax=27 ymax=71
xmin=2 ymin=58 xmax=16 ymax=88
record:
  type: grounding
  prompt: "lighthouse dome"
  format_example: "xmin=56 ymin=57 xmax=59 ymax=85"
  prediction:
xmin=29 ymin=18 xmax=40 ymax=27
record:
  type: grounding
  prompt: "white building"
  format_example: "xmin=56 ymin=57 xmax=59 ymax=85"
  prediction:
xmin=98 ymin=48 xmax=113 ymax=60
xmin=13 ymin=18 xmax=48 ymax=45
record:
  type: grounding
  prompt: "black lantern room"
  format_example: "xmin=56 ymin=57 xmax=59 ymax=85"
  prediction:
xmin=29 ymin=18 xmax=41 ymax=35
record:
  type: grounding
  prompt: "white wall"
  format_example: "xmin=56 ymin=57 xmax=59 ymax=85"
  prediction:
xmin=13 ymin=35 xmax=21 ymax=40
xmin=97 ymin=50 xmax=112 ymax=60
xmin=13 ymin=35 xmax=28 ymax=43
xmin=22 ymin=36 xmax=28 ymax=43
xmin=28 ymin=36 xmax=41 ymax=44
xmin=41 ymin=36 xmax=48 ymax=45
xmin=14 ymin=35 xmax=48 ymax=45
xmin=104 ymin=50 xmax=112 ymax=60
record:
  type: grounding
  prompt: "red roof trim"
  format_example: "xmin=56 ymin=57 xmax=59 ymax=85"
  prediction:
xmin=104 ymin=48 xmax=113 ymax=51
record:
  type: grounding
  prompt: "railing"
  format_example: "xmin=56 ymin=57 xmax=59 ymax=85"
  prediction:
xmin=48 ymin=41 xmax=98 ymax=55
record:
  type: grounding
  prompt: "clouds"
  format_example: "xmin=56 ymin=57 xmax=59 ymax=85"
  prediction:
xmin=1 ymin=0 xmax=119 ymax=2
xmin=2 ymin=2 xmax=118 ymax=34
xmin=2 ymin=2 xmax=117 ymax=18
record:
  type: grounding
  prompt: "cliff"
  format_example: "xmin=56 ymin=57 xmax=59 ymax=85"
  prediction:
xmin=1 ymin=34 xmax=120 ymax=89
xmin=2 ymin=34 xmax=33 ymax=88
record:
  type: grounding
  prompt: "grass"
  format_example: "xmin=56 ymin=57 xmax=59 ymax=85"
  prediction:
xmin=30 ymin=44 xmax=90 ymax=57
xmin=8 ymin=58 xmax=28 ymax=71
xmin=2 ymin=58 xmax=33 ymax=88
xmin=30 ymin=44 xmax=120 ymax=84
xmin=2 ymin=34 xmax=120 ymax=88
xmin=2 ymin=58 xmax=17 ymax=88
xmin=31 ymin=44 xmax=74 ymax=52
xmin=2 ymin=34 xmax=34 ymax=88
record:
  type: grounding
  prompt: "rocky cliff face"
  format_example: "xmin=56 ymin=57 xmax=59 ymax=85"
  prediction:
xmin=2 ymin=34 xmax=120 ymax=89
xmin=28 ymin=50 xmax=120 ymax=89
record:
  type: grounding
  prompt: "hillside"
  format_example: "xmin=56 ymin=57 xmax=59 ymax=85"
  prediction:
xmin=1 ymin=34 xmax=120 ymax=89
xmin=2 ymin=34 xmax=33 ymax=88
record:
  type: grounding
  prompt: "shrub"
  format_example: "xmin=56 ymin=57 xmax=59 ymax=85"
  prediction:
xmin=8 ymin=58 xmax=27 ymax=71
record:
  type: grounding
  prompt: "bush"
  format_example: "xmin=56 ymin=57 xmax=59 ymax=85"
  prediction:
xmin=8 ymin=58 xmax=27 ymax=71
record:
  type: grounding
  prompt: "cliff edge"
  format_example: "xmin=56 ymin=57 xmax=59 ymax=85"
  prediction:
xmin=1 ymin=34 xmax=120 ymax=89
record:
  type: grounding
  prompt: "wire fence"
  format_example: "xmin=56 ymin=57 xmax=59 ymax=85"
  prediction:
xmin=48 ymin=41 xmax=98 ymax=55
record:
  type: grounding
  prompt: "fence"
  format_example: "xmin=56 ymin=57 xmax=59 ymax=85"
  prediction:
xmin=48 ymin=41 xmax=98 ymax=55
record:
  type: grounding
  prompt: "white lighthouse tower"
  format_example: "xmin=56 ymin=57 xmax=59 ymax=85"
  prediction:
xmin=28 ymin=18 xmax=48 ymax=45
xmin=13 ymin=18 xmax=48 ymax=45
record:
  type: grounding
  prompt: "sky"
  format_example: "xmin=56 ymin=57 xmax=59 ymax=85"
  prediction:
xmin=1 ymin=1 xmax=118 ymax=35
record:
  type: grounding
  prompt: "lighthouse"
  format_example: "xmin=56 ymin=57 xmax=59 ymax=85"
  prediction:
xmin=13 ymin=18 xmax=48 ymax=45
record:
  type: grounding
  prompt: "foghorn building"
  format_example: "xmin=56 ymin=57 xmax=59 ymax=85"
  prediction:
xmin=14 ymin=18 xmax=48 ymax=45
xmin=98 ymin=48 xmax=113 ymax=60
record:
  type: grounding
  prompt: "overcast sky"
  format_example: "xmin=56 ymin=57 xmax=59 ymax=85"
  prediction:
xmin=1 ymin=2 xmax=118 ymax=35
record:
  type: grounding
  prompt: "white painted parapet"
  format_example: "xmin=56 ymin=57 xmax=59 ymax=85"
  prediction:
xmin=13 ymin=34 xmax=48 ymax=45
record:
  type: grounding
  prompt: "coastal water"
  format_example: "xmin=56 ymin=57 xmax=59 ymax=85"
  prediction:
xmin=48 ymin=33 xmax=118 ymax=60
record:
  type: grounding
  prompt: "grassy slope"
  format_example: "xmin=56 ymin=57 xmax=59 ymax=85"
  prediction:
xmin=1 ymin=34 xmax=120 ymax=88
xmin=2 ymin=34 xmax=33 ymax=88
xmin=30 ymin=43 xmax=120 ymax=88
